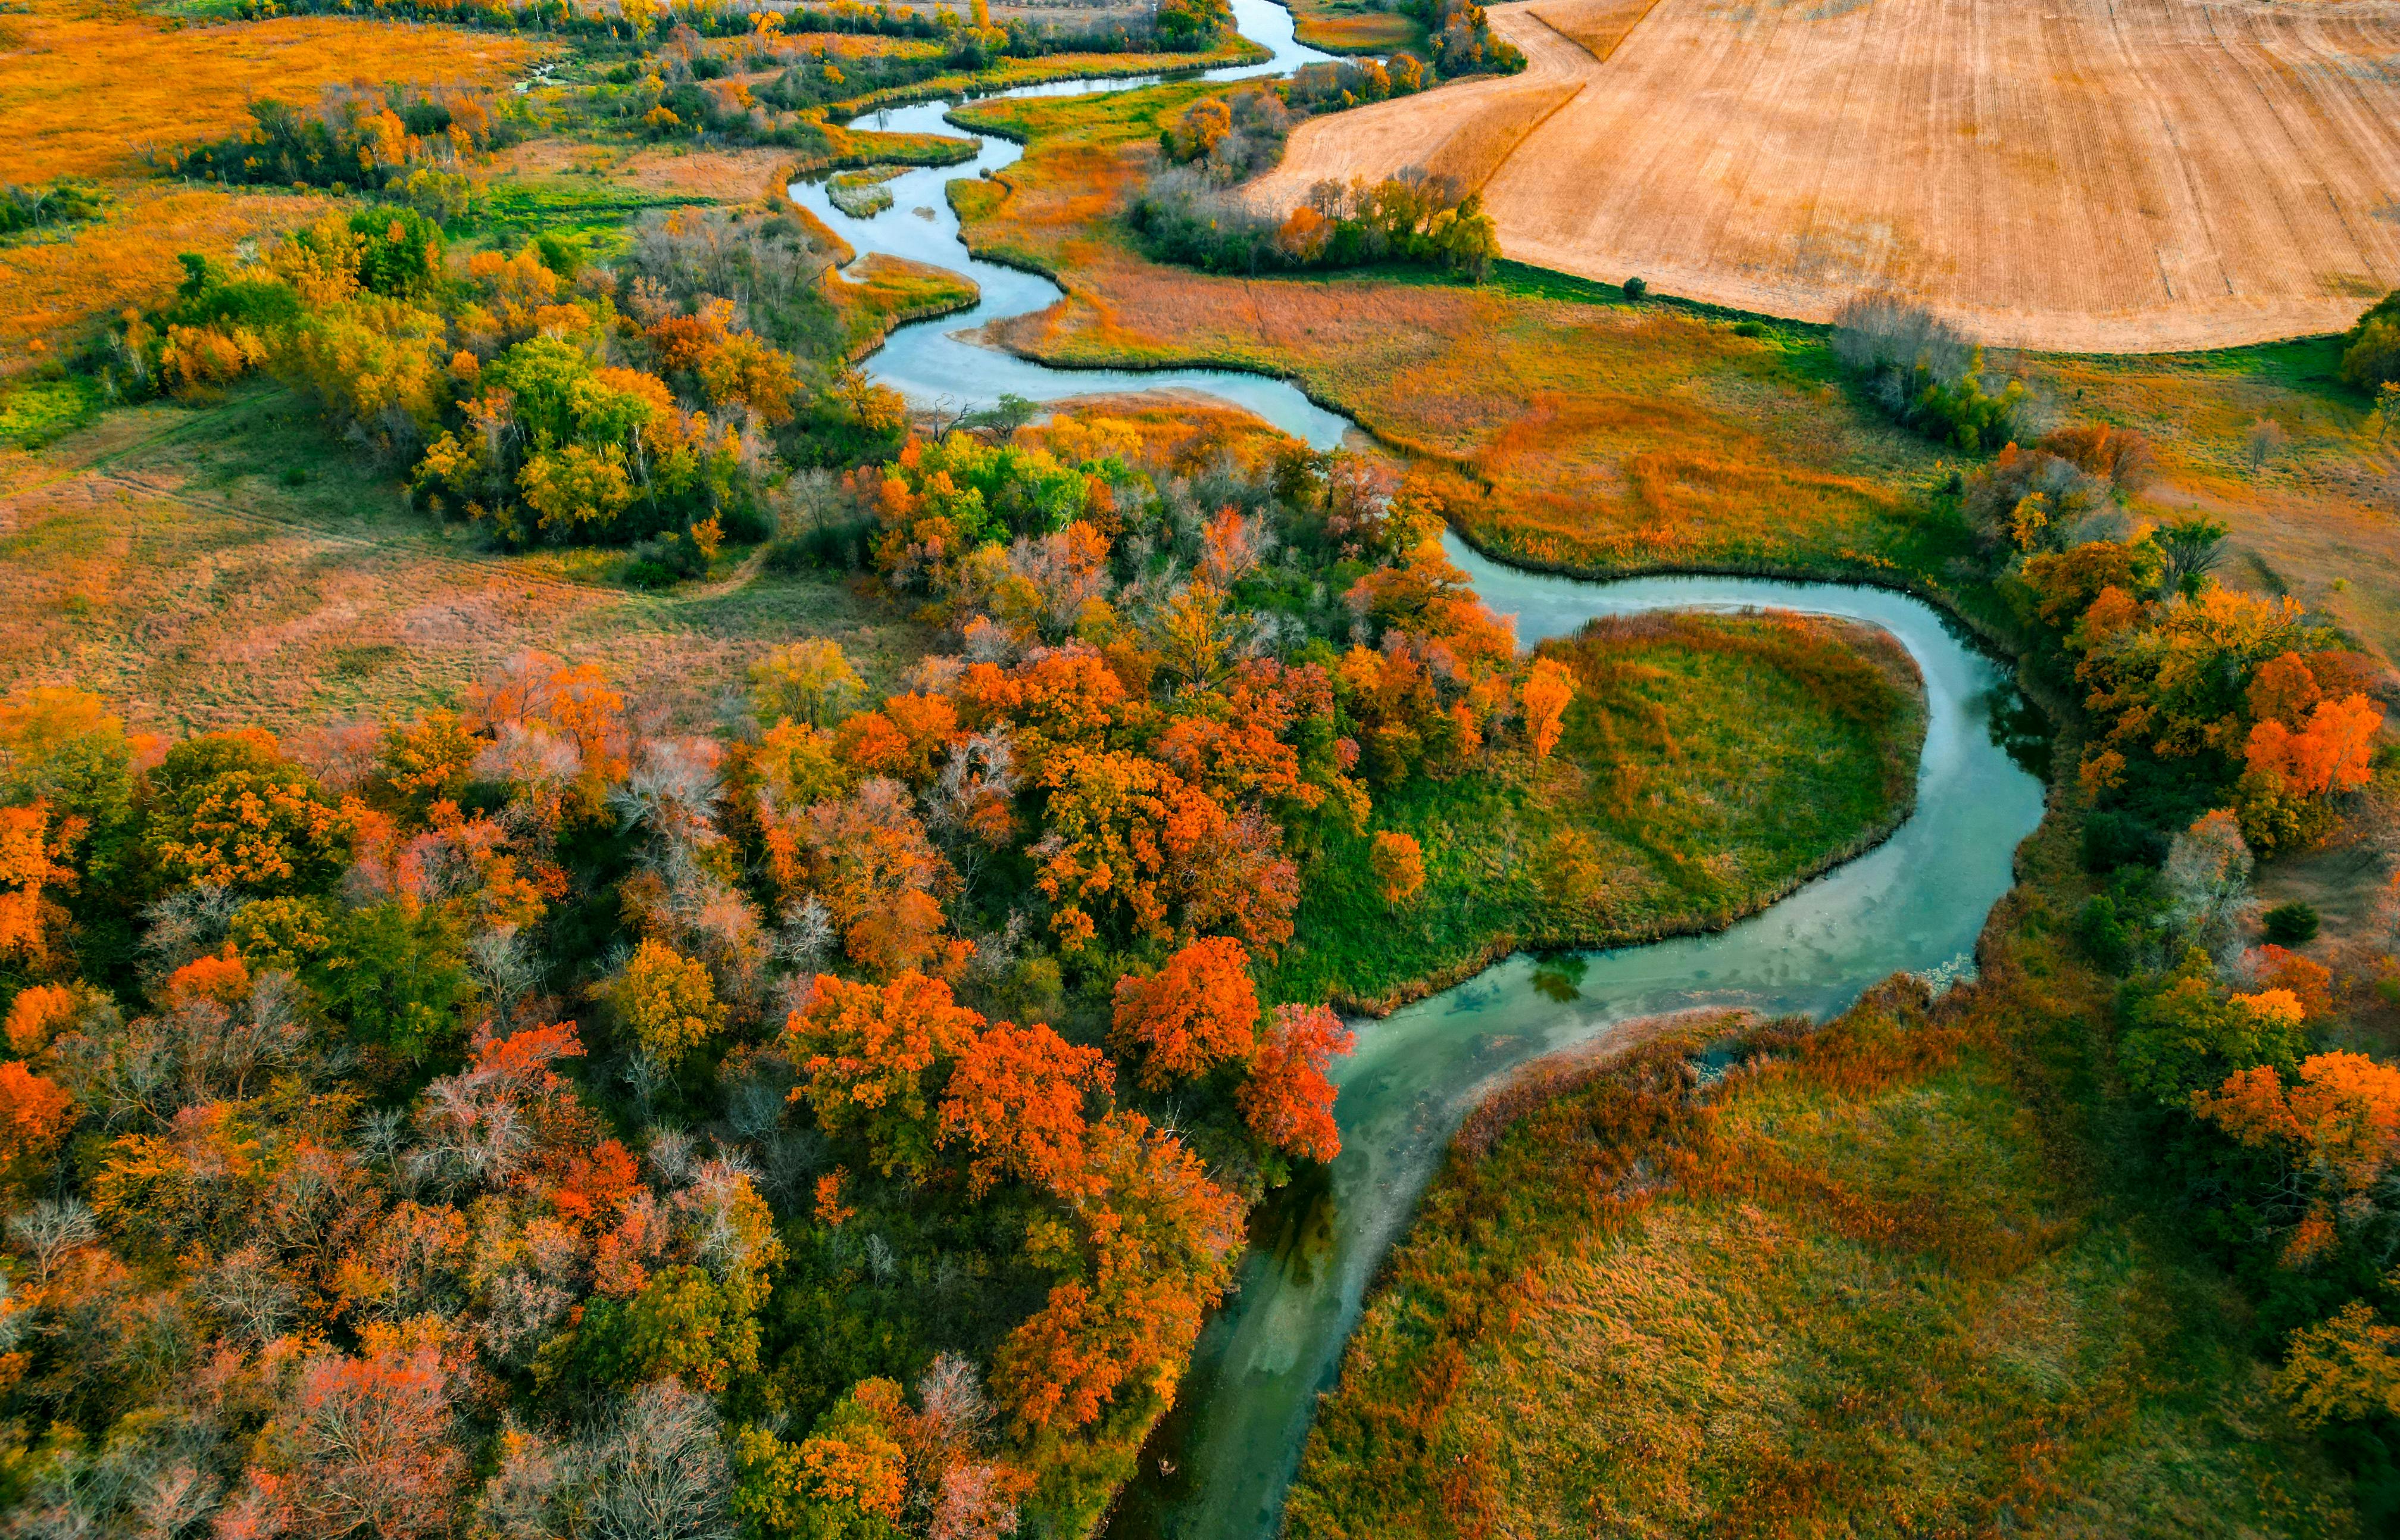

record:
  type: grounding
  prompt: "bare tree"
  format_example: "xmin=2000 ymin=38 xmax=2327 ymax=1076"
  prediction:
xmin=2246 ymin=416 xmax=2290 ymax=476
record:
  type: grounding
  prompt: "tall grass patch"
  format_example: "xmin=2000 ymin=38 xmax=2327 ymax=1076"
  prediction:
xmin=1286 ymin=887 xmax=2359 ymax=1536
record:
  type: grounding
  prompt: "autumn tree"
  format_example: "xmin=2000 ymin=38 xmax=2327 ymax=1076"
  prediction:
xmin=938 ymin=1021 xmax=1113 ymax=1196
xmin=991 ymin=1113 xmax=1243 ymax=1436
xmin=2119 ymin=947 xmax=2308 ymax=1107
xmin=1238 ymin=1003 xmax=1354 ymax=1164
xmin=610 ymin=938 xmax=727 ymax=1067
xmin=2276 ymin=1302 xmax=2400 ymax=1430
xmin=752 ymin=639 xmax=867 ymax=729
xmin=0 ymin=801 xmax=80 ymax=966
xmin=0 ymin=1059 xmax=72 ymax=1166
xmin=783 ymin=971 xmax=984 ymax=1179
xmin=1368 ymin=829 xmax=1424 ymax=905
xmin=240 ymin=1342 xmax=467 ymax=1540
xmin=145 ymin=730 xmax=357 ymax=895
xmin=2196 ymin=1050 xmax=2400 ymax=1264
xmin=793 ymin=779 xmax=961 ymax=977
xmin=1521 ymin=655 xmax=1576 ymax=767
xmin=2162 ymin=809 xmax=2255 ymax=961
xmin=1110 ymin=936 xmax=1259 ymax=1092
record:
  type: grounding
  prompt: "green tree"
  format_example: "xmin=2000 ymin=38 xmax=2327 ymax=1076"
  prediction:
xmin=310 ymin=902 xmax=476 ymax=1064
xmin=2118 ymin=947 xmax=2308 ymax=1107
xmin=587 ymin=1264 xmax=762 ymax=1395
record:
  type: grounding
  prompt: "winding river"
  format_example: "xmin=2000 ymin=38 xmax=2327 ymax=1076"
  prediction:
xmin=792 ymin=18 xmax=2052 ymax=1539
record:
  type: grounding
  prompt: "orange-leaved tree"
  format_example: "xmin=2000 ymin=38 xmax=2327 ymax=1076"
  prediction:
xmin=1238 ymin=1002 xmax=1355 ymax=1164
xmin=938 ymin=1020 xmax=1113 ymax=1197
xmin=784 ymin=970 xmax=985 ymax=1179
xmin=1110 ymin=936 xmax=1259 ymax=1092
xmin=1369 ymin=829 xmax=1425 ymax=905
xmin=1521 ymin=655 xmax=1576 ymax=768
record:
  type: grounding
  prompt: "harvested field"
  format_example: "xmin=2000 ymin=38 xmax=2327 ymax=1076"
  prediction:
xmin=1249 ymin=0 xmax=2400 ymax=352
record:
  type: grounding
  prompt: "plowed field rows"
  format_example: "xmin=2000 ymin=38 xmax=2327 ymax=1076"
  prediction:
xmin=1250 ymin=0 xmax=2400 ymax=350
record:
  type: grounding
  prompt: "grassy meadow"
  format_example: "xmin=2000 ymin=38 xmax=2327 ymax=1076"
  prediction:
xmin=0 ymin=384 xmax=936 ymax=736
xmin=1267 ymin=611 xmax=1927 ymax=1011
xmin=0 ymin=0 xmax=540 ymax=183
xmin=1285 ymin=812 xmax=2362 ymax=1538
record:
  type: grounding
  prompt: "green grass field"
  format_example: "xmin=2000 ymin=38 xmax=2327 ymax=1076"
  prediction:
xmin=1267 ymin=610 xmax=1926 ymax=1010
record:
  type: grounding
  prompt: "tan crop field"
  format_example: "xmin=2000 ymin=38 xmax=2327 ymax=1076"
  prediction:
xmin=1251 ymin=0 xmax=2400 ymax=351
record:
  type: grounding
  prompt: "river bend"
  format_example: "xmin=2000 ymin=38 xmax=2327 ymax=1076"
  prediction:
xmin=790 ymin=26 xmax=2050 ymax=1539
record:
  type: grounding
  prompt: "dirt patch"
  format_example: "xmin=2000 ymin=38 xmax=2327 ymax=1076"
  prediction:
xmin=1251 ymin=0 xmax=2400 ymax=352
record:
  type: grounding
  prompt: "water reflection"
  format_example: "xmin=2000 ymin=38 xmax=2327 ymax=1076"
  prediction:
xmin=1529 ymin=952 xmax=1589 ymax=1002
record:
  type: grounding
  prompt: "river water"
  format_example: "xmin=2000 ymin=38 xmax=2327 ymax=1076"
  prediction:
xmin=792 ymin=22 xmax=2052 ymax=1540
xmin=789 ymin=0 xmax=1351 ymax=445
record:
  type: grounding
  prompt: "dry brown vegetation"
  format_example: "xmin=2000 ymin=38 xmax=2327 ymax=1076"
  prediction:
xmin=0 ymin=0 xmax=539 ymax=181
xmin=1252 ymin=0 xmax=2400 ymax=351
xmin=0 ymin=185 xmax=331 ymax=374
xmin=0 ymin=390 xmax=932 ymax=736
xmin=950 ymin=88 xmax=1951 ymax=577
xmin=486 ymin=142 xmax=803 ymax=204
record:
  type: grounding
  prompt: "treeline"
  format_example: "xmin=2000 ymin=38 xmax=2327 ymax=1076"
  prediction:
xmin=1965 ymin=418 xmax=2400 ymax=1516
xmin=239 ymin=0 xmax=1236 ymax=55
xmin=1133 ymin=83 xmax=1500 ymax=281
xmin=0 ymin=404 xmax=1587 ymax=1537
xmin=165 ymin=85 xmax=520 ymax=202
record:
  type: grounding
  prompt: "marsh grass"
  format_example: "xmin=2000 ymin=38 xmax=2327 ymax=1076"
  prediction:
xmin=946 ymin=82 xmax=1976 ymax=583
xmin=1265 ymin=610 xmax=1926 ymax=1010
xmin=1285 ymin=813 xmax=2361 ymax=1536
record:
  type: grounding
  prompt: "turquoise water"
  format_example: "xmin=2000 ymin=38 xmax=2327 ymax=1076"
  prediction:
xmin=797 ymin=20 xmax=2049 ymax=1537
xmin=789 ymin=0 xmax=1351 ymax=446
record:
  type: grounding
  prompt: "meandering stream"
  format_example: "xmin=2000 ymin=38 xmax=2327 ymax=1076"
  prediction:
xmin=789 ymin=0 xmax=1350 ymax=445
xmin=792 ymin=20 xmax=2052 ymax=1539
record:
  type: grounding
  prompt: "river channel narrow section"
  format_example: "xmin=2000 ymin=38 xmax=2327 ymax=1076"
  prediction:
xmin=791 ymin=16 xmax=2051 ymax=1540
xmin=787 ymin=0 xmax=1349 ymax=445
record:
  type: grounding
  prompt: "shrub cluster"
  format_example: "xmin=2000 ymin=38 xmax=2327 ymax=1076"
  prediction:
xmin=0 ymin=180 xmax=107 ymax=239
xmin=1832 ymin=294 xmax=2024 ymax=451
xmin=2342 ymin=288 xmax=2400 ymax=393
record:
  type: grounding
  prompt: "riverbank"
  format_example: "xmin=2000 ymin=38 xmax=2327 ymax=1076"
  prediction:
xmin=1268 ymin=607 xmax=1932 ymax=1016
xmin=1282 ymin=798 xmax=2361 ymax=1539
